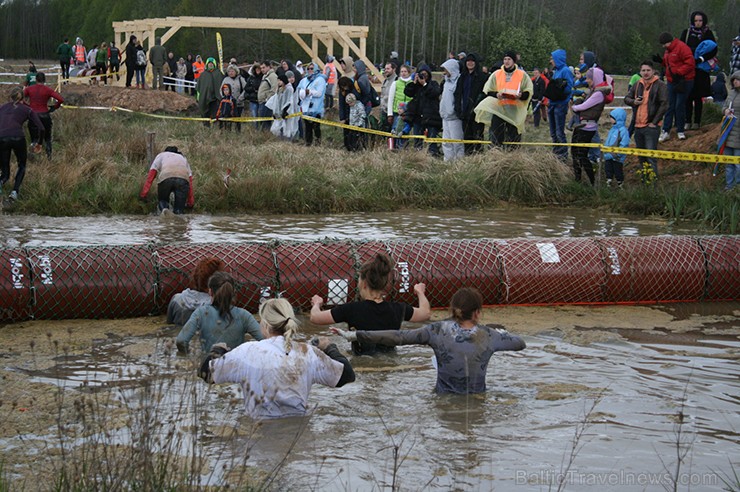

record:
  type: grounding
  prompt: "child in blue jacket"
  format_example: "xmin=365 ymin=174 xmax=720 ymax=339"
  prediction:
xmin=603 ymin=108 xmax=631 ymax=188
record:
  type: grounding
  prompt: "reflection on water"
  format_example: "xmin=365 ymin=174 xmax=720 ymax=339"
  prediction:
xmin=12 ymin=311 xmax=739 ymax=492
xmin=0 ymin=209 xmax=709 ymax=247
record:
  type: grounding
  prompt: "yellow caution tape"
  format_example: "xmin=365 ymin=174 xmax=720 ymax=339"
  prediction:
xmin=60 ymin=104 xmax=740 ymax=164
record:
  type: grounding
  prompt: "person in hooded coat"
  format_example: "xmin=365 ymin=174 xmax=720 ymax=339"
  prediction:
xmin=570 ymin=67 xmax=610 ymax=185
xmin=270 ymin=72 xmax=299 ymax=140
xmin=124 ymin=35 xmax=137 ymax=88
xmin=602 ymin=108 xmax=631 ymax=189
xmin=455 ymin=53 xmax=487 ymax=154
xmin=722 ymin=71 xmax=740 ymax=191
xmin=196 ymin=57 xmax=224 ymax=126
xmin=353 ymin=60 xmax=374 ymax=116
xmin=439 ymin=58 xmax=464 ymax=161
xmin=475 ymin=50 xmax=532 ymax=151
xmin=546 ymin=49 xmax=574 ymax=161
xmin=679 ymin=11 xmax=717 ymax=130
xmin=298 ymin=62 xmax=327 ymax=145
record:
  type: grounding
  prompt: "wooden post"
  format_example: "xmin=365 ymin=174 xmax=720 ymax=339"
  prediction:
xmin=145 ymin=132 xmax=156 ymax=167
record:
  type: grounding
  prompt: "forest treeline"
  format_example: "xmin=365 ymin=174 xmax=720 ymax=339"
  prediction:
xmin=1 ymin=0 xmax=738 ymax=74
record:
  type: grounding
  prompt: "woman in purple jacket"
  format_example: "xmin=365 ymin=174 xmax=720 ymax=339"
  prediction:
xmin=0 ymin=86 xmax=43 ymax=201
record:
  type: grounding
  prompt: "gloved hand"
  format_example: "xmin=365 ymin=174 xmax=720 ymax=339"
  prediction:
xmin=330 ymin=327 xmax=357 ymax=342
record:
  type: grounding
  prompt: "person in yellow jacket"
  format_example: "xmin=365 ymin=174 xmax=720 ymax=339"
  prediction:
xmin=474 ymin=50 xmax=532 ymax=150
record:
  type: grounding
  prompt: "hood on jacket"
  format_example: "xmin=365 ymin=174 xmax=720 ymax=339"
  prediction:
xmin=340 ymin=56 xmax=355 ymax=71
xmin=220 ymin=83 xmax=232 ymax=97
xmin=689 ymin=10 xmax=708 ymax=27
xmin=695 ymin=39 xmax=718 ymax=59
xmin=609 ymin=107 xmax=627 ymax=127
xmin=464 ymin=53 xmax=483 ymax=74
xmin=206 ymin=57 xmax=217 ymax=70
xmin=354 ymin=60 xmax=367 ymax=76
xmin=586 ymin=67 xmax=605 ymax=86
xmin=731 ymin=71 xmax=740 ymax=84
xmin=551 ymin=49 xmax=567 ymax=69
xmin=582 ymin=51 xmax=596 ymax=68
xmin=418 ymin=64 xmax=432 ymax=79
xmin=441 ymin=58 xmax=460 ymax=81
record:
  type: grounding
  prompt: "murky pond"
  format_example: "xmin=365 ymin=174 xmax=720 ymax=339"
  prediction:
xmin=0 ymin=209 xmax=736 ymax=490
xmin=0 ymin=208 xmax=709 ymax=247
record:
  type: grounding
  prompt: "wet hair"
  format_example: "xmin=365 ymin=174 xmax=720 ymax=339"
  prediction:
xmin=36 ymin=72 xmax=46 ymax=83
xmin=191 ymin=257 xmax=226 ymax=292
xmin=209 ymin=272 xmax=235 ymax=323
xmin=449 ymin=288 xmax=483 ymax=323
xmin=359 ymin=253 xmax=394 ymax=292
xmin=259 ymin=298 xmax=300 ymax=354
xmin=9 ymin=86 xmax=23 ymax=103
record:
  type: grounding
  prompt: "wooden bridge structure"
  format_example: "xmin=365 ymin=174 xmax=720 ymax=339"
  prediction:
xmin=111 ymin=16 xmax=381 ymax=83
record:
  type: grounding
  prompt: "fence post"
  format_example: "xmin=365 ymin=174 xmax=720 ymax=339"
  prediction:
xmin=145 ymin=132 xmax=156 ymax=167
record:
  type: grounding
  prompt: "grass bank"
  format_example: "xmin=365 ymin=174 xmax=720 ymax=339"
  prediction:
xmin=5 ymin=108 xmax=737 ymax=233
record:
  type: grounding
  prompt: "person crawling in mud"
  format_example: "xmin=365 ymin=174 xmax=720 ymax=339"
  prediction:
xmin=198 ymin=298 xmax=355 ymax=419
xmin=310 ymin=253 xmax=431 ymax=355
xmin=332 ymin=287 xmax=526 ymax=394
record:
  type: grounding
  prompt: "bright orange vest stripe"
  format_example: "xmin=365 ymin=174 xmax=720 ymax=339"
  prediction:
xmin=495 ymin=68 xmax=525 ymax=105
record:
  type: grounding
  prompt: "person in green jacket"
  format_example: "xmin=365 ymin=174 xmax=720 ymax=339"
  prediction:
xmin=56 ymin=37 xmax=74 ymax=81
xmin=196 ymin=57 xmax=224 ymax=126
xmin=148 ymin=37 xmax=167 ymax=90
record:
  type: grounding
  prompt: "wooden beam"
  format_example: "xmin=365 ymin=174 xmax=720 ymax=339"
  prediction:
xmin=160 ymin=25 xmax=182 ymax=45
xmin=287 ymin=31 xmax=313 ymax=64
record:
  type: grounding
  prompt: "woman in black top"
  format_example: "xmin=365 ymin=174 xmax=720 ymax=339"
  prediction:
xmin=310 ymin=253 xmax=430 ymax=355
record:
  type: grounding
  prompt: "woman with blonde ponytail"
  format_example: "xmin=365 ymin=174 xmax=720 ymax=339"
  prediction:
xmin=176 ymin=271 xmax=262 ymax=354
xmin=202 ymin=298 xmax=355 ymax=419
xmin=310 ymin=253 xmax=431 ymax=355
xmin=332 ymin=288 xmax=526 ymax=394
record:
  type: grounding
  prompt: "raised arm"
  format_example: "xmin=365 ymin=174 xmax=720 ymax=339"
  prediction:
xmin=409 ymin=283 xmax=431 ymax=322
xmin=310 ymin=295 xmax=336 ymax=325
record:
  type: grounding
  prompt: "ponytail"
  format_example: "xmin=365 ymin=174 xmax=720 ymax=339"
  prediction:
xmin=208 ymin=272 xmax=235 ymax=322
xmin=259 ymin=298 xmax=300 ymax=354
xmin=449 ymin=288 xmax=483 ymax=323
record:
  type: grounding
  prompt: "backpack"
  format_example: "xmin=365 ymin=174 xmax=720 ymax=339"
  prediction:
xmin=543 ymin=77 xmax=568 ymax=101
xmin=136 ymin=49 xmax=147 ymax=67
xmin=600 ymin=73 xmax=616 ymax=104
xmin=355 ymin=80 xmax=381 ymax=107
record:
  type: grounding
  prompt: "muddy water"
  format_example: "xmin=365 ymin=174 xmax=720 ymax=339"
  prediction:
xmin=2 ymin=303 xmax=738 ymax=491
xmin=0 ymin=208 xmax=708 ymax=247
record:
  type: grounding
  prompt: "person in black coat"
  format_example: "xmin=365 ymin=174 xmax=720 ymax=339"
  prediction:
xmin=679 ymin=10 xmax=717 ymax=129
xmin=454 ymin=53 xmax=487 ymax=154
xmin=404 ymin=64 xmax=442 ymax=157
xmin=124 ymin=35 xmax=138 ymax=88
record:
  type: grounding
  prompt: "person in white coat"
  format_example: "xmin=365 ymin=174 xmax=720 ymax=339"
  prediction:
xmin=440 ymin=58 xmax=465 ymax=161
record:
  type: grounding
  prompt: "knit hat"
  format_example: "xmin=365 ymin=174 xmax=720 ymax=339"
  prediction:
xmin=278 ymin=73 xmax=289 ymax=85
xmin=659 ymin=32 xmax=674 ymax=44
xmin=345 ymin=93 xmax=357 ymax=104
xmin=326 ymin=55 xmax=334 ymax=63
xmin=285 ymin=70 xmax=295 ymax=79
xmin=457 ymin=52 xmax=466 ymax=58
xmin=503 ymin=50 xmax=517 ymax=61
xmin=390 ymin=51 xmax=399 ymax=59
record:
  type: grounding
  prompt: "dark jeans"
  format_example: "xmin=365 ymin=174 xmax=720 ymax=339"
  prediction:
xmin=663 ymin=79 xmax=694 ymax=133
xmin=157 ymin=177 xmax=189 ymax=214
xmin=548 ymin=103 xmax=568 ymax=161
xmin=463 ymin=114 xmax=485 ymax=154
xmin=109 ymin=63 xmax=120 ymax=81
xmin=347 ymin=130 xmax=364 ymax=151
xmin=28 ymin=112 xmax=53 ymax=158
xmin=60 ymin=59 xmax=70 ymax=80
xmin=95 ymin=62 xmax=107 ymax=84
xmin=125 ymin=64 xmax=135 ymax=87
xmin=633 ymin=125 xmax=660 ymax=176
xmin=571 ymin=128 xmax=596 ymax=185
xmin=685 ymin=94 xmax=703 ymax=127
xmin=604 ymin=158 xmax=624 ymax=183
xmin=0 ymin=136 xmax=27 ymax=193
xmin=304 ymin=118 xmax=322 ymax=146
xmin=258 ymin=103 xmax=272 ymax=130
xmin=490 ymin=114 xmax=521 ymax=151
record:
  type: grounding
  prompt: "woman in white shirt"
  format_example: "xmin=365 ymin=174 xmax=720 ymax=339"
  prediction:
xmin=200 ymin=298 xmax=355 ymax=419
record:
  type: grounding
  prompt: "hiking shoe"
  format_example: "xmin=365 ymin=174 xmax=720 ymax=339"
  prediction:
xmin=8 ymin=191 xmax=18 ymax=201
xmin=658 ymin=131 xmax=670 ymax=143
xmin=677 ymin=132 xmax=686 ymax=140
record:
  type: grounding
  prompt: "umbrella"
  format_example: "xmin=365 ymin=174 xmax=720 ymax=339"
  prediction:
xmin=713 ymin=114 xmax=736 ymax=176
